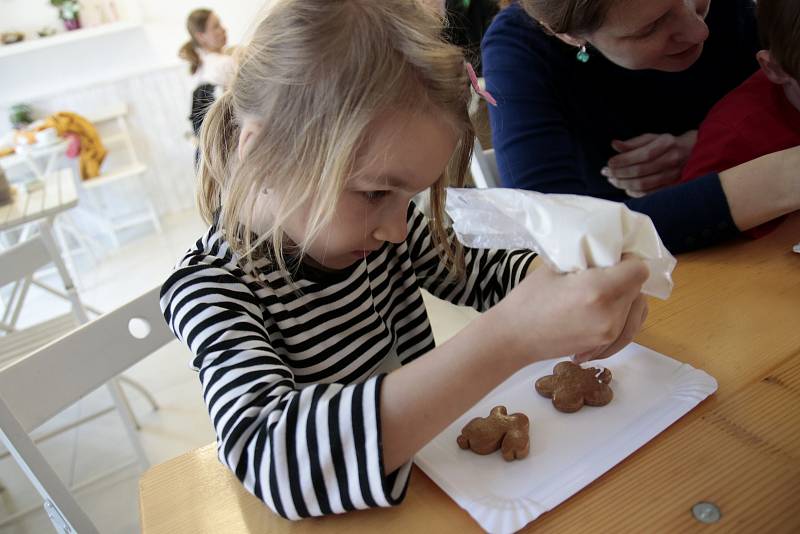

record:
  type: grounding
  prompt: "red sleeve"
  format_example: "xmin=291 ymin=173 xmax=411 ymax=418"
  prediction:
xmin=681 ymin=114 xmax=786 ymax=239
xmin=681 ymin=115 xmax=754 ymax=181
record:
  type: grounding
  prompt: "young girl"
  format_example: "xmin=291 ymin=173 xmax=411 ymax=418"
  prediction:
xmin=161 ymin=0 xmax=648 ymax=520
xmin=178 ymin=9 xmax=235 ymax=89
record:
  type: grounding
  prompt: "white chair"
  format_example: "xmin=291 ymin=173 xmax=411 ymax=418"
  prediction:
xmin=0 ymin=224 xmax=91 ymax=363
xmin=0 ymin=231 xmax=158 ymax=528
xmin=470 ymin=137 xmax=500 ymax=188
xmin=0 ymin=287 xmax=172 ymax=533
xmin=74 ymin=104 xmax=162 ymax=247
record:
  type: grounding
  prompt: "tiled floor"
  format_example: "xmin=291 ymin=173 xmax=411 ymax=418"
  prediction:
xmin=0 ymin=209 xmax=478 ymax=534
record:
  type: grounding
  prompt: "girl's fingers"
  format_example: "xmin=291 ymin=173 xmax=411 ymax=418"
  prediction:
xmin=573 ymin=292 xmax=648 ymax=364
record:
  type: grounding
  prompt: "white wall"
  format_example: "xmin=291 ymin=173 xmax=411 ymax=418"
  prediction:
xmin=0 ymin=0 xmax=62 ymax=34
xmin=2 ymin=0 xmax=267 ymax=124
xmin=1 ymin=0 xmax=264 ymax=64
xmin=1 ymin=0 xmax=268 ymax=217
xmin=0 ymin=0 xmax=143 ymax=34
xmin=136 ymin=0 xmax=265 ymax=64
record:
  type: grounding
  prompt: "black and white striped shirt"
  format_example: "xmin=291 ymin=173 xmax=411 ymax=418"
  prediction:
xmin=160 ymin=204 xmax=535 ymax=519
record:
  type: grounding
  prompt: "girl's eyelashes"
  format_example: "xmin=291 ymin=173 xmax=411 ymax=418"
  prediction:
xmin=362 ymin=190 xmax=389 ymax=203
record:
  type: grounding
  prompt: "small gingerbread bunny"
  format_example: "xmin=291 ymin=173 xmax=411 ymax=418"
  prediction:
xmin=457 ymin=406 xmax=530 ymax=461
xmin=535 ymin=361 xmax=613 ymax=413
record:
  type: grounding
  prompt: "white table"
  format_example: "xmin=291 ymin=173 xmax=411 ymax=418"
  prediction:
xmin=0 ymin=168 xmax=81 ymax=294
xmin=0 ymin=168 xmax=77 ymax=233
xmin=0 ymin=141 xmax=69 ymax=182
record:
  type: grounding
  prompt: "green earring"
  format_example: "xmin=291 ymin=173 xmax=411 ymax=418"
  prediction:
xmin=576 ymin=45 xmax=590 ymax=63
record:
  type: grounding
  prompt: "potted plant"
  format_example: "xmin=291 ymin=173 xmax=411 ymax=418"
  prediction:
xmin=9 ymin=104 xmax=33 ymax=129
xmin=50 ymin=0 xmax=81 ymax=31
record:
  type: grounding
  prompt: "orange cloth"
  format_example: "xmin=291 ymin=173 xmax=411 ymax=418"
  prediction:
xmin=42 ymin=112 xmax=107 ymax=180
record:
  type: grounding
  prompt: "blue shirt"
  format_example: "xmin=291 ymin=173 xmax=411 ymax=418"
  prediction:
xmin=482 ymin=1 xmax=759 ymax=252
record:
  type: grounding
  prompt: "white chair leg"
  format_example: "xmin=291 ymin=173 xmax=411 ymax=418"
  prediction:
xmin=37 ymin=221 xmax=89 ymax=324
xmin=118 ymin=376 xmax=160 ymax=412
xmin=106 ymin=379 xmax=149 ymax=472
xmin=145 ymin=198 xmax=162 ymax=234
xmin=53 ymin=216 xmax=83 ymax=290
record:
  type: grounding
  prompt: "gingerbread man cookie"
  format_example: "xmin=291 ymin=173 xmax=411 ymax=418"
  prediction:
xmin=457 ymin=406 xmax=530 ymax=461
xmin=535 ymin=361 xmax=613 ymax=413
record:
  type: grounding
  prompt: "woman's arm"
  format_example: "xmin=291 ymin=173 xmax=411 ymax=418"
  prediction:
xmin=482 ymin=8 xmax=588 ymax=193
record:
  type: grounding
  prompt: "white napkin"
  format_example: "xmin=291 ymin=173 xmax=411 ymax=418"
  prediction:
xmin=445 ymin=188 xmax=677 ymax=299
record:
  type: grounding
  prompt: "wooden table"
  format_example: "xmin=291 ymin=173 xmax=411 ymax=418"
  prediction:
xmin=140 ymin=214 xmax=800 ymax=533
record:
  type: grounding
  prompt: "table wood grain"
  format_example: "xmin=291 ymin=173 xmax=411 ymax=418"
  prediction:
xmin=140 ymin=213 xmax=800 ymax=533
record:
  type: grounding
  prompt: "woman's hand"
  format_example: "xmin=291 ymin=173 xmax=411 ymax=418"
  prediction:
xmin=489 ymin=255 xmax=650 ymax=366
xmin=603 ymin=131 xmax=698 ymax=197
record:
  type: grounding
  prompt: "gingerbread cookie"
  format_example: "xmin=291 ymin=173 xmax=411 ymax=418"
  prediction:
xmin=457 ymin=406 xmax=530 ymax=461
xmin=535 ymin=361 xmax=613 ymax=413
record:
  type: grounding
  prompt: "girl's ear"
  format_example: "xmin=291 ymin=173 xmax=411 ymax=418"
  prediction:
xmin=757 ymin=50 xmax=792 ymax=85
xmin=238 ymin=120 xmax=263 ymax=161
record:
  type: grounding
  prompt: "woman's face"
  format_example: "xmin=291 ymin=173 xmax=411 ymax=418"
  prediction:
xmin=197 ymin=13 xmax=228 ymax=52
xmin=587 ymin=0 xmax=711 ymax=72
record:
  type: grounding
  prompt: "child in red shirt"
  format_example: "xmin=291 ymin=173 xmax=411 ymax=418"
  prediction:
xmin=681 ymin=0 xmax=800 ymax=238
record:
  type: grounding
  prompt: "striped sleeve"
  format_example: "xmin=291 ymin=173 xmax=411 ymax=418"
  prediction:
xmin=160 ymin=261 xmax=412 ymax=519
xmin=407 ymin=205 xmax=536 ymax=311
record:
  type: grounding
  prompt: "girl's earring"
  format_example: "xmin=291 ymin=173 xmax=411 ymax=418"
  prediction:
xmin=576 ymin=44 xmax=590 ymax=63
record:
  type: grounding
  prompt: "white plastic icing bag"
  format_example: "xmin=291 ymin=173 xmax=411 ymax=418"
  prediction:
xmin=445 ymin=188 xmax=677 ymax=299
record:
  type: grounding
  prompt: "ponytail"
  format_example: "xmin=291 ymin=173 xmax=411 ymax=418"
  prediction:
xmin=180 ymin=8 xmax=213 ymax=75
xmin=197 ymin=91 xmax=239 ymax=225
xmin=179 ymin=40 xmax=203 ymax=74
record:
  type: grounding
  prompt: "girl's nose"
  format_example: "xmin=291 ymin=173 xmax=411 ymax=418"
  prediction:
xmin=372 ymin=205 xmax=409 ymax=244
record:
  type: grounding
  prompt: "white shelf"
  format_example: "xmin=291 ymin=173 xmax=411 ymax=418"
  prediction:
xmin=0 ymin=21 xmax=142 ymax=59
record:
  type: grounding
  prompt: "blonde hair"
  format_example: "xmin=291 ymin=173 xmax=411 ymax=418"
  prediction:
xmin=198 ymin=0 xmax=473 ymax=280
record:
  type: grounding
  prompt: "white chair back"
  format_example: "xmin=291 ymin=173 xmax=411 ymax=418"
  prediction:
xmin=72 ymin=104 xmax=162 ymax=246
xmin=0 ymin=235 xmax=51 ymax=288
xmin=470 ymin=137 xmax=500 ymax=188
xmin=0 ymin=287 xmax=173 ymax=533
xmin=0 ymin=229 xmax=87 ymax=347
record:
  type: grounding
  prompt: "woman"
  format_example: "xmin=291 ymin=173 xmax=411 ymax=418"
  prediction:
xmin=483 ymin=0 xmax=798 ymax=251
xmin=179 ymin=9 xmax=235 ymax=88
xmin=179 ymin=9 xmax=236 ymax=138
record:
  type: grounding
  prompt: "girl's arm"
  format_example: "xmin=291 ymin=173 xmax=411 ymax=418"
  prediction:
xmin=409 ymin=206 xmax=536 ymax=315
xmin=381 ymin=255 xmax=649 ymax=472
xmin=161 ymin=261 xmax=405 ymax=520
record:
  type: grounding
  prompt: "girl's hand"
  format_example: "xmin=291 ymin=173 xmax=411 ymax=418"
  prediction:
xmin=603 ymin=131 xmax=697 ymax=197
xmin=490 ymin=255 xmax=649 ymax=366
